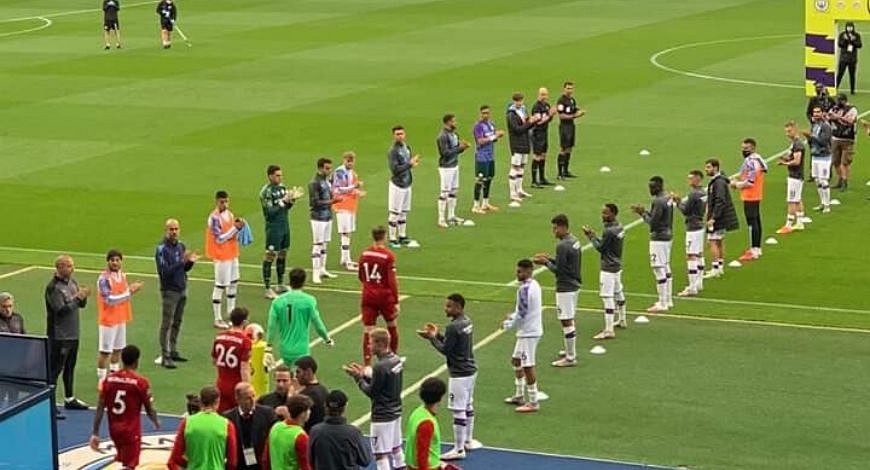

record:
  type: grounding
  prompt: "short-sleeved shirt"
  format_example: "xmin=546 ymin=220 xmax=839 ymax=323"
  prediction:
xmin=531 ymin=100 xmax=551 ymax=137
xmin=358 ymin=246 xmax=398 ymax=305
xmin=212 ymin=330 xmax=252 ymax=392
xmin=101 ymin=369 xmax=151 ymax=444
xmin=786 ymin=138 xmax=806 ymax=180
xmin=556 ymin=94 xmax=578 ymax=127
xmin=472 ymin=120 xmax=497 ymax=163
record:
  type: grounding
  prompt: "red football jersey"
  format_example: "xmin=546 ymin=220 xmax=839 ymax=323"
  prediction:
xmin=358 ymin=245 xmax=398 ymax=303
xmin=212 ymin=330 xmax=252 ymax=389
xmin=100 ymin=369 xmax=151 ymax=443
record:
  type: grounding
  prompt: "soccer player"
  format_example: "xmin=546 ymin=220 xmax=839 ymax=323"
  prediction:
xmin=583 ymin=204 xmax=627 ymax=339
xmin=90 ymin=345 xmax=159 ymax=470
xmin=502 ymin=259 xmax=543 ymax=413
xmin=471 ymin=105 xmax=505 ymax=214
xmin=168 ymin=385 xmax=238 ymax=470
xmin=828 ymin=93 xmax=857 ymax=190
xmin=263 ymin=394 xmax=313 ymax=470
xmin=358 ymin=226 xmax=400 ymax=366
xmin=265 ymin=268 xmax=334 ymax=372
xmin=530 ymin=87 xmax=557 ymax=188
xmin=672 ymin=171 xmax=707 ymax=296
xmin=102 ymin=0 xmax=121 ymax=50
xmin=212 ymin=307 xmax=253 ymax=414
xmin=388 ymin=125 xmax=421 ymax=248
xmin=96 ymin=249 xmax=144 ymax=389
xmin=309 ymin=157 xmax=342 ymax=284
xmin=703 ymin=158 xmax=740 ymax=278
xmin=418 ymin=293 xmax=481 ymax=460
xmin=506 ymin=92 xmax=540 ymax=206
xmin=332 ymin=151 xmax=366 ymax=270
xmin=533 ymin=214 xmax=581 ymax=367
xmin=802 ymin=106 xmax=834 ymax=213
xmin=632 ymin=176 xmax=674 ymax=313
xmin=404 ymin=377 xmax=450 ymax=470
xmin=555 ymin=81 xmax=585 ymax=179
xmin=777 ymin=121 xmax=807 ymax=234
xmin=436 ymin=113 xmax=471 ymax=227
xmin=343 ymin=328 xmax=406 ymax=470
xmin=260 ymin=164 xmax=302 ymax=299
xmin=206 ymin=190 xmax=245 ymax=329
xmin=156 ymin=0 xmax=176 ymax=49
xmin=730 ymin=138 xmax=767 ymax=262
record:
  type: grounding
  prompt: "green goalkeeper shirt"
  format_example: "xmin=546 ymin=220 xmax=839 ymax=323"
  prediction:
xmin=267 ymin=289 xmax=330 ymax=362
xmin=260 ymin=183 xmax=292 ymax=226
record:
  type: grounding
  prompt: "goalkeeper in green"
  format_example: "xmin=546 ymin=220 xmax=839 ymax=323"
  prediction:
xmin=265 ymin=268 xmax=334 ymax=370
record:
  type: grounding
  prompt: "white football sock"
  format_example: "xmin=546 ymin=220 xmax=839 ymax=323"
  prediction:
xmin=447 ymin=197 xmax=457 ymax=220
xmin=514 ymin=375 xmax=525 ymax=398
xmin=226 ymin=282 xmax=237 ymax=312
xmin=605 ymin=311 xmax=615 ymax=333
xmin=562 ymin=325 xmax=576 ymax=360
xmin=212 ymin=286 xmax=223 ymax=321
xmin=527 ymin=383 xmax=539 ymax=404
xmin=109 ymin=362 xmax=120 ymax=372
xmin=340 ymin=234 xmax=351 ymax=265
xmin=311 ymin=244 xmax=321 ymax=273
xmin=437 ymin=198 xmax=447 ymax=223
xmin=452 ymin=410 xmax=467 ymax=451
xmin=391 ymin=448 xmax=406 ymax=469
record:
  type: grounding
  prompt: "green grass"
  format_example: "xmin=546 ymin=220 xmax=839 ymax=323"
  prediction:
xmin=2 ymin=0 xmax=870 ymax=469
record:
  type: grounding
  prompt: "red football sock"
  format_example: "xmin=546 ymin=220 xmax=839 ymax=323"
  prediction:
xmin=362 ymin=332 xmax=372 ymax=366
xmin=387 ymin=326 xmax=399 ymax=353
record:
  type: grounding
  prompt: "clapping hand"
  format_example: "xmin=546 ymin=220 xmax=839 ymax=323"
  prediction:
xmin=184 ymin=250 xmax=200 ymax=263
xmin=411 ymin=155 xmax=421 ymax=167
xmin=129 ymin=281 xmax=144 ymax=294
xmin=342 ymin=362 xmax=364 ymax=380
xmin=581 ymin=225 xmax=596 ymax=238
xmin=76 ymin=286 xmax=91 ymax=300
xmin=630 ymin=204 xmax=645 ymax=215
xmin=532 ymin=253 xmax=550 ymax=265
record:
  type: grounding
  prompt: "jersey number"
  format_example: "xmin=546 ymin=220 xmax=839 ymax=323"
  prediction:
xmin=215 ymin=344 xmax=239 ymax=368
xmin=362 ymin=262 xmax=382 ymax=283
xmin=112 ymin=390 xmax=127 ymax=415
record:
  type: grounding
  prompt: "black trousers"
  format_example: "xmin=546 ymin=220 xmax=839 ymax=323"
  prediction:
xmin=50 ymin=339 xmax=79 ymax=400
xmin=743 ymin=201 xmax=762 ymax=249
xmin=837 ymin=60 xmax=857 ymax=93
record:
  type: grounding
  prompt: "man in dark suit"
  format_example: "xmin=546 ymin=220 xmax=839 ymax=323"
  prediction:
xmin=222 ymin=382 xmax=278 ymax=470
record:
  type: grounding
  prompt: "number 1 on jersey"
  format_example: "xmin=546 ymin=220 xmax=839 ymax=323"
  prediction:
xmin=363 ymin=262 xmax=382 ymax=283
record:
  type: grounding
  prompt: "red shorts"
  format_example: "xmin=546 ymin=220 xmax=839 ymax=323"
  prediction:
xmin=361 ymin=296 xmax=397 ymax=326
xmin=217 ymin=383 xmax=237 ymax=413
xmin=113 ymin=437 xmax=141 ymax=468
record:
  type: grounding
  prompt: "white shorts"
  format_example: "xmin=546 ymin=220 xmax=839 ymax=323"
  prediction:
xmin=707 ymin=229 xmax=726 ymax=241
xmin=555 ymin=291 xmax=578 ymax=320
xmin=649 ymin=240 xmax=672 ymax=267
xmin=685 ymin=230 xmax=704 ymax=256
xmin=599 ymin=271 xmax=624 ymax=298
xmin=448 ymin=374 xmax=476 ymax=411
xmin=335 ymin=211 xmax=356 ymax=234
xmin=213 ymin=258 xmax=240 ymax=286
xmin=388 ymin=182 xmax=412 ymax=214
xmin=811 ymin=158 xmax=831 ymax=180
xmin=439 ymin=167 xmax=459 ymax=193
xmin=510 ymin=153 xmax=528 ymax=166
xmin=512 ymin=337 xmax=540 ymax=368
xmin=310 ymin=220 xmax=332 ymax=244
xmin=370 ymin=418 xmax=402 ymax=455
xmin=787 ymin=177 xmax=803 ymax=203
xmin=98 ymin=324 xmax=127 ymax=353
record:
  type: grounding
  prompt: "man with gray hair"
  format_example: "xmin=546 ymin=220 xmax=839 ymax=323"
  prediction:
xmin=155 ymin=218 xmax=198 ymax=369
xmin=0 ymin=293 xmax=25 ymax=334
xmin=45 ymin=255 xmax=91 ymax=418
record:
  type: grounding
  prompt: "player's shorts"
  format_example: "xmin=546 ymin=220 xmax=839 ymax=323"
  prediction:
xmin=831 ymin=139 xmax=855 ymax=167
xmin=649 ymin=240 xmax=672 ymax=268
xmin=811 ymin=157 xmax=832 ymax=180
xmin=685 ymin=229 xmax=704 ymax=255
xmin=559 ymin=124 xmax=576 ymax=149
xmin=361 ymin=296 xmax=397 ymax=325
xmin=111 ymin=437 xmax=141 ymax=468
xmin=160 ymin=20 xmax=173 ymax=31
xmin=98 ymin=324 xmax=127 ymax=353
xmin=512 ymin=337 xmax=540 ymax=368
xmin=599 ymin=270 xmax=624 ymax=298
xmin=707 ymin=228 xmax=726 ymax=241
xmin=103 ymin=20 xmax=119 ymax=31
xmin=510 ymin=153 xmax=528 ymax=166
xmin=216 ymin=383 xmax=237 ymax=414
xmin=336 ymin=211 xmax=356 ymax=234
xmin=531 ymin=133 xmax=548 ymax=154
xmin=265 ymin=224 xmax=290 ymax=252
xmin=786 ymin=177 xmax=804 ymax=203
xmin=439 ymin=167 xmax=459 ymax=193
xmin=448 ymin=374 xmax=477 ymax=411
xmin=475 ymin=161 xmax=495 ymax=180
xmin=388 ymin=181 xmax=412 ymax=214
xmin=310 ymin=220 xmax=333 ymax=244
xmin=213 ymin=258 xmax=240 ymax=286
xmin=555 ymin=291 xmax=578 ymax=320
xmin=370 ymin=418 xmax=403 ymax=455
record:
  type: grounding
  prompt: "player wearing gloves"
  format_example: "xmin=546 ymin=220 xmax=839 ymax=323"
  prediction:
xmin=502 ymin=259 xmax=543 ymax=413
xmin=265 ymin=268 xmax=333 ymax=372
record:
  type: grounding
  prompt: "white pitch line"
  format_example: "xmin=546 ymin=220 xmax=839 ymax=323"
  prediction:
xmin=351 ymin=326 xmax=505 ymax=428
xmin=0 ymin=16 xmax=51 ymax=38
xmin=0 ymin=265 xmax=37 ymax=279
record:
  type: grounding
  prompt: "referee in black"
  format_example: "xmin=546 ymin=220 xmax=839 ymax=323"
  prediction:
xmin=556 ymin=81 xmax=585 ymax=180
xmin=102 ymin=0 xmax=121 ymax=50
xmin=530 ymin=87 xmax=556 ymax=188
xmin=156 ymin=0 xmax=177 ymax=49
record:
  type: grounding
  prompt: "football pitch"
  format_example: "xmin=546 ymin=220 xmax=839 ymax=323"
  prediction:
xmin=2 ymin=0 xmax=870 ymax=469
